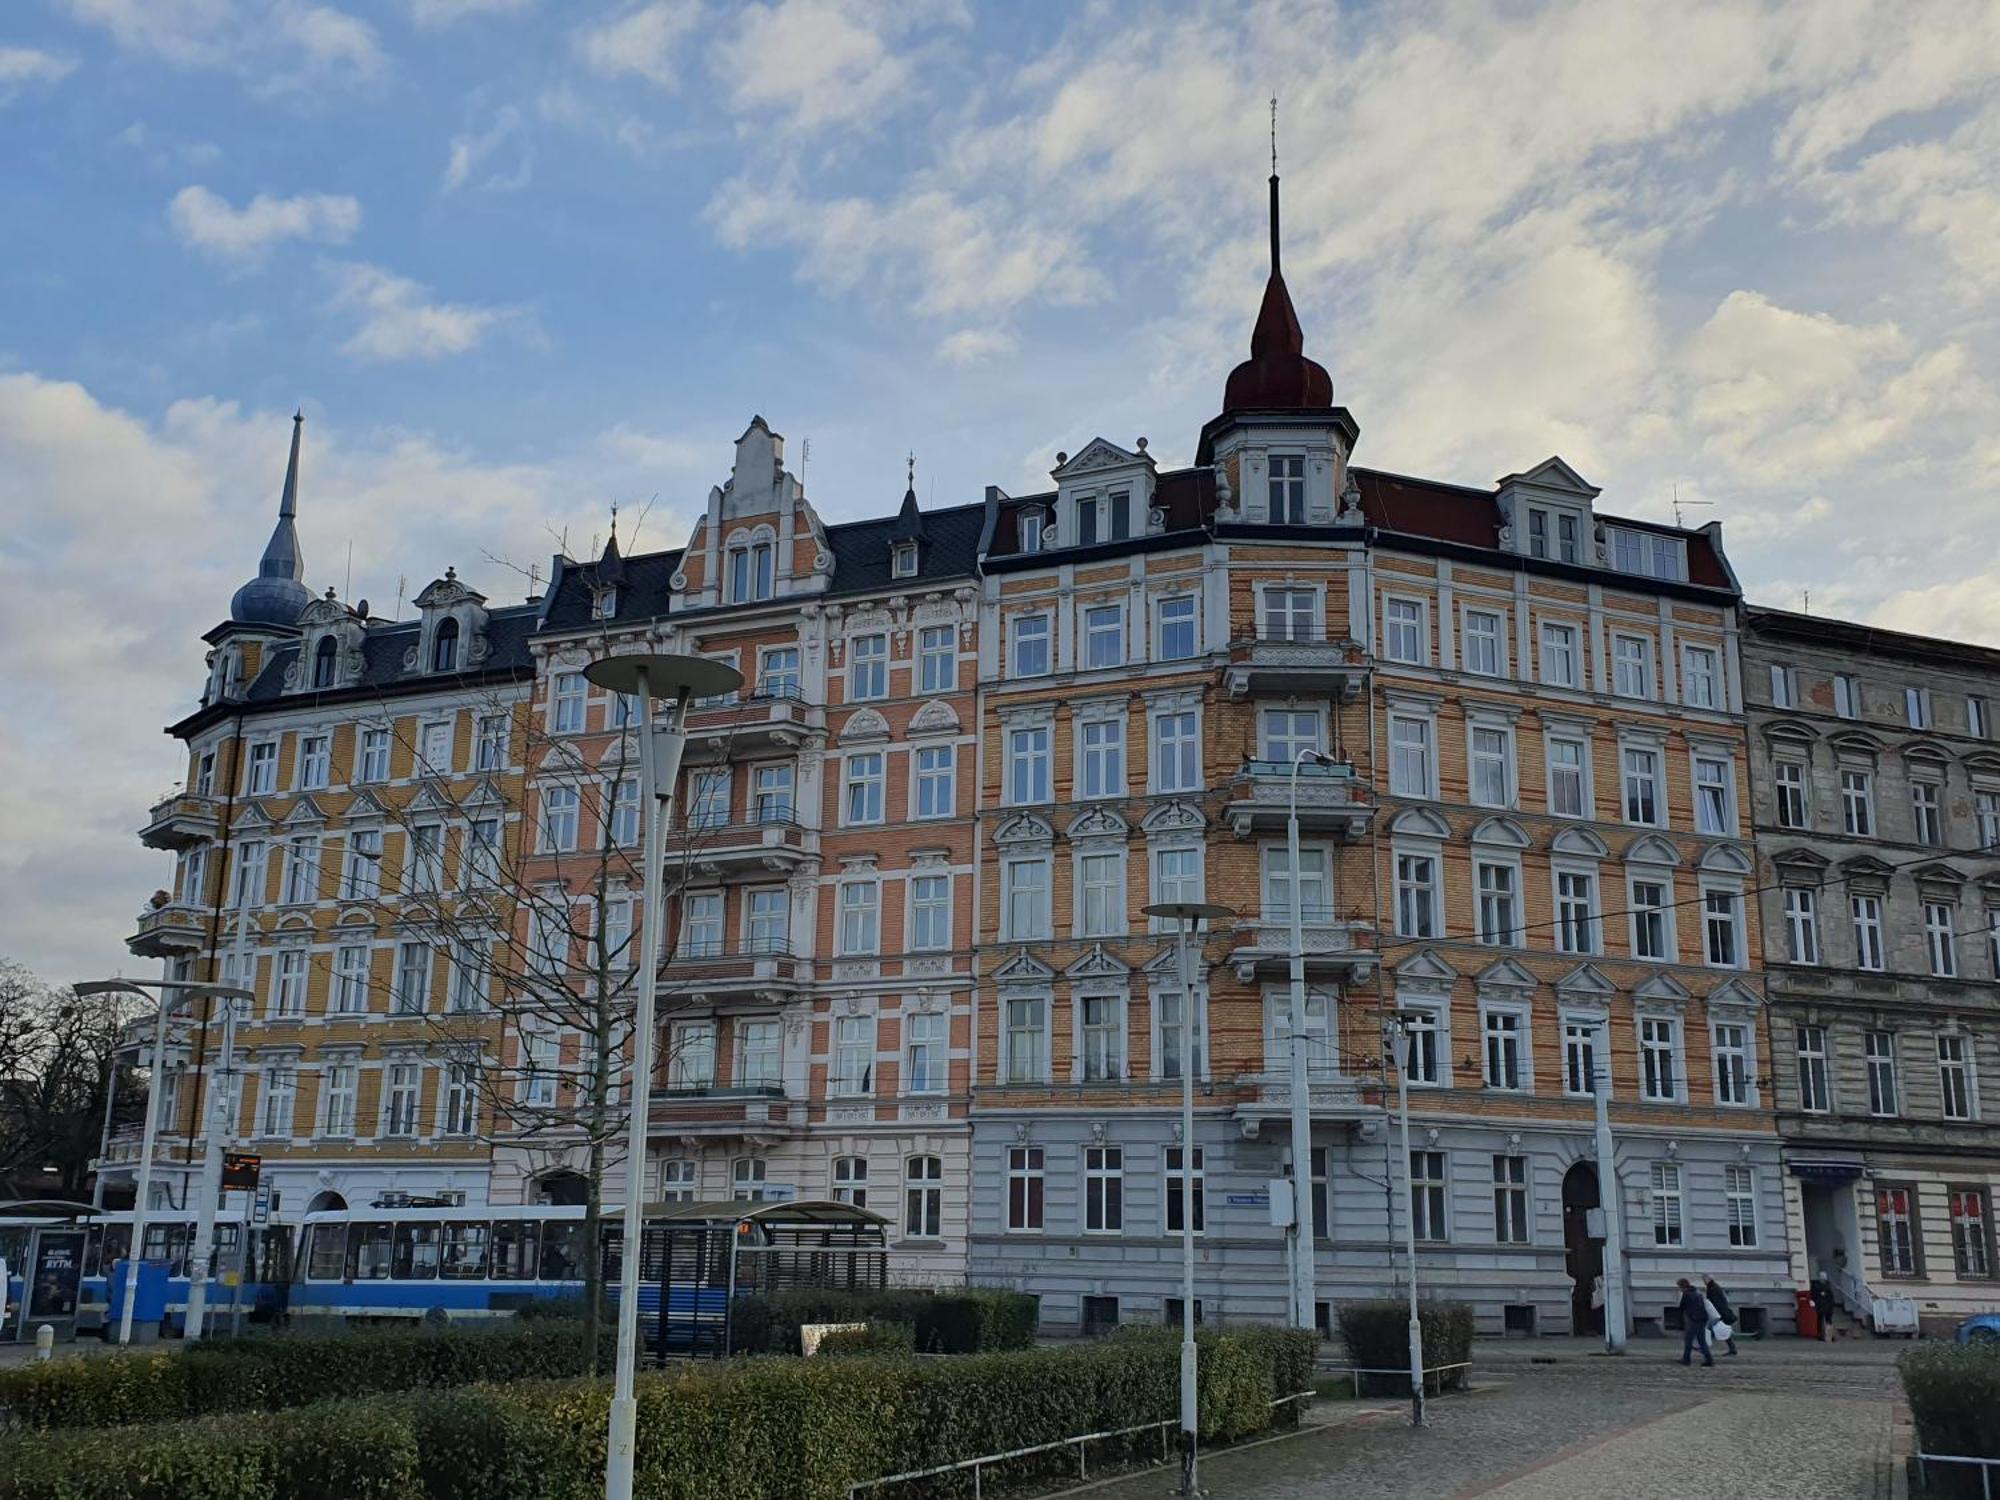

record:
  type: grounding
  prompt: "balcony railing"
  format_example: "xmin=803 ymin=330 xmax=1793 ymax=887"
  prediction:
xmin=128 ymin=901 xmax=208 ymax=958
xmin=1232 ymin=1069 xmax=1373 ymax=1116
xmin=139 ymin=787 xmax=220 ymax=850
xmin=683 ymin=685 xmax=823 ymax=758
xmin=1229 ymin=908 xmax=1377 ymax=982
xmin=679 ymin=813 xmax=812 ymax=878
xmin=649 ymin=1086 xmax=794 ymax=1138
xmin=1223 ymin=624 xmax=1368 ymax=701
xmin=1225 ymin=759 xmax=1371 ymax=839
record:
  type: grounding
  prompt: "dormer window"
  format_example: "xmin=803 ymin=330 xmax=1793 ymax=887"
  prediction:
xmin=1019 ymin=508 xmax=1045 ymax=554
xmin=593 ymin=587 xmax=618 ymax=620
xmin=1607 ymin=527 xmax=1686 ymax=581
xmin=432 ymin=617 xmax=460 ymax=673
xmin=1528 ymin=509 xmax=1548 ymax=558
xmin=313 ymin=635 xmax=337 ymax=689
xmin=892 ymin=542 xmax=918 ymax=578
xmin=1526 ymin=506 xmax=1583 ymax=563
xmin=1269 ymin=456 xmax=1306 ymax=524
xmin=728 ymin=538 xmax=775 ymax=603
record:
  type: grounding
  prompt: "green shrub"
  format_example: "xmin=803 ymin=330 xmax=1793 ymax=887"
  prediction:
xmin=1902 ymin=1342 xmax=2000 ymax=1498
xmin=1337 ymin=1300 xmax=1474 ymax=1395
xmin=815 ymin=1322 xmax=916 ymax=1357
xmin=734 ymin=1287 xmax=1038 ymax=1356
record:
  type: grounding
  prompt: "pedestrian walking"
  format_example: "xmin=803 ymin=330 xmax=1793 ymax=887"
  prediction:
xmin=1703 ymin=1276 xmax=1739 ymax=1356
xmin=1811 ymin=1269 xmax=1836 ymax=1343
xmin=1676 ymin=1278 xmax=1713 ymax=1367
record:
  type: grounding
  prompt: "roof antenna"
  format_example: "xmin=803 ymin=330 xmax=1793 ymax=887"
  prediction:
xmin=799 ymin=437 xmax=811 ymax=489
xmin=1670 ymin=482 xmax=1712 ymax=529
xmin=394 ymin=574 xmax=406 ymax=618
xmin=344 ymin=540 xmax=352 ymax=602
xmin=1802 ymin=588 xmax=1811 ymax=614
xmin=1269 ymin=96 xmax=1281 ymax=276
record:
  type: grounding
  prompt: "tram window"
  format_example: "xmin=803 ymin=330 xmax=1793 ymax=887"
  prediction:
xmin=79 ymin=1226 xmax=102 ymax=1278
xmin=441 ymin=1222 xmax=489 ymax=1280
xmin=307 ymin=1225 xmax=347 ymax=1281
xmin=345 ymin=1221 xmax=395 ymax=1281
xmin=393 ymin=1223 xmax=441 ymax=1280
xmin=600 ymin=1223 xmax=622 ymax=1282
xmin=491 ymin=1220 xmax=539 ymax=1280
xmin=541 ymin=1221 xmax=584 ymax=1282
xmin=144 ymin=1223 xmax=192 ymax=1276
xmin=100 ymin=1225 xmax=132 ymax=1268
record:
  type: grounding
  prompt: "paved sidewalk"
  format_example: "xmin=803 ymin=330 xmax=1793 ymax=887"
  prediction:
xmin=1468 ymin=1335 xmax=1909 ymax=1369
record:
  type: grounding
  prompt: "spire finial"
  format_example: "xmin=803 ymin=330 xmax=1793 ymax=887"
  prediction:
xmin=907 ymin=451 xmax=915 ymax=491
xmin=279 ymin=408 xmax=303 ymax=521
xmin=1268 ymin=97 xmax=1281 ymax=279
xmin=609 ymin=502 xmax=619 ymax=543
xmin=1270 ymin=95 xmax=1278 ymax=176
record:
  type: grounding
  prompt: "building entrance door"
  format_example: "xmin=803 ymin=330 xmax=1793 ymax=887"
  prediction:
xmin=1563 ymin=1161 xmax=1603 ymax=1335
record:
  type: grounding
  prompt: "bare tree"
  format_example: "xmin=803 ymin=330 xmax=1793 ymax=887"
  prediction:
xmin=0 ymin=961 xmax=149 ymax=1199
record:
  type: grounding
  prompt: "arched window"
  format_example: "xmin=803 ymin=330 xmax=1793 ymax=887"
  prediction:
xmin=831 ymin=1156 xmax=868 ymax=1207
xmin=904 ymin=1156 xmax=942 ymax=1237
xmin=727 ymin=538 xmax=775 ymax=603
xmin=313 ymin=635 xmax=338 ymax=689
xmin=433 ymin=617 xmax=460 ymax=673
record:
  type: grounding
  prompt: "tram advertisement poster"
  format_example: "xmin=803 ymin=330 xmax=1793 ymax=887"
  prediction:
xmin=223 ymin=1151 xmax=262 ymax=1190
xmin=29 ymin=1231 xmax=85 ymax=1320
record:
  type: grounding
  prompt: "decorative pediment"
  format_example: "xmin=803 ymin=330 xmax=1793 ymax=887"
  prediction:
xmin=461 ymin=776 xmax=507 ymax=809
xmin=406 ymin=781 xmax=459 ymax=816
xmin=839 ymin=708 xmax=891 ymax=744
xmin=343 ymin=789 xmax=390 ymax=822
xmin=1394 ymin=948 xmax=1458 ymax=986
xmin=1911 ymin=861 xmax=1966 ymax=887
xmin=1140 ymin=799 xmax=1206 ymax=834
xmin=1552 ymin=827 xmax=1609 ymax=859
xmin=1772 ymin=847 xmax=1829 ymax=879
xmin=1965 ymin=751 xmax=2000 ymax=779
xmin=1390 ymin=807 xmax=1451 ymax=840
xmin=1500 ymin=454 xmax=1599 ymax=498
xmin=1622 ymin=833 xmax=1681 ymax=867
xmin=1469 ymin=815 xmax=1530 ymax=849
xmin=1828 ymin=729 xmax=1883 ymax=759
xmin=1705 ymin=978 xmax=1764 ymax=1013
xmin=1760 ymin=717 xmax=1821 ymax=747
xmin=992 ymin=950 xmax=1055 ymax=986
xmin=1142 ymin=944 xmax=1207 ymax=978
xmin=1632 ymin=971 xmax=1692 ymax=1008
xmin=1052 ymin=437 xmax=1149 ymax=478
xmin=1903 ymin=739 xmax=1953 ymax=766
xmin=282 ymin=796 xmax=329 ymax=827
xmin=598 ymin=733 xmax=641 ymax=769
xmin=994 ymin=811 xmax=1055 ymax=846
xmin=909 ymin=699 xmax=959 ymax=734
xmin=232 ymin=802 xmax=276 ymax=831
xmin=1555 ymin=963 xmax=1616 ymax=998
xmin=413 ymin=572 xmax=486 ymax=611
xmin=1066 ymin=805 xmax=1129 ymax=841
xmin=1065 ymin=944 xmax=1130 ymax=980
xmin=1698 ymin=843 xmax=1753 ymax=876
xmin=1475 ymin=957 xmax=1536 ymax=995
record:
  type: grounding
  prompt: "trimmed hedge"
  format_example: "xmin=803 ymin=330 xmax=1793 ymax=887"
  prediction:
xmin=0 ymin=1328 xmax=1316 ymax=1500
xmin=0 ymin=1323 xmax=612 ymax=1432
xmin=816 ymin=1322 xmax=915 ymax=1357
xmin=1901 ymin=1342 xmax=2000 ymax=1498
xmin=733 ymin=1287 xmax=1039 ymax=1356
xmin=1336 ymin=1300 xmax=1474 ymax=1395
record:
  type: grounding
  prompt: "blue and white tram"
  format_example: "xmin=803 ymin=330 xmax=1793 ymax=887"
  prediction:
xmin=291 ymin=1204 xmax=599 ymax=1323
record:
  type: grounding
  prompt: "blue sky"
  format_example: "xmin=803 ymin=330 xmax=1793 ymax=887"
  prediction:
xmin=3 ymin=0 xmax=1999 ymax=982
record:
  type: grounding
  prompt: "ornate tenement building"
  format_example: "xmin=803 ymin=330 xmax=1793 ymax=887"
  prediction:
xmin=1747 ymin=608 xmax=2000 ymax=1335
xmin=119 ymin=416 xmax=531 ymax=1218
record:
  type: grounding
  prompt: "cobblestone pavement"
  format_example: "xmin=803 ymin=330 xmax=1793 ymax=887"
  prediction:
xmin=1095 ymin=1350 xmax=1900 ymax=1500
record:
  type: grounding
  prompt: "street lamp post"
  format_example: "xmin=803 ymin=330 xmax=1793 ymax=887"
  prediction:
xmin=586 ymin=652 xmax=742 ymax=1500
xmin=1385 ymin=1018 xmax=1425 ymax=1428
xmin=1142 ymin=900 xmax=1235 ymax=1500
xmin=183 ymin=904 xmax=259 ymax=1342
xmin=1593 ymin=1022 xmax=1628 ymax=1354
xmin=1285 ymin=747 xmax=1336 ymax=1334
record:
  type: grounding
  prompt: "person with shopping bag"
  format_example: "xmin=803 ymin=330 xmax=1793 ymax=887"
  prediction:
xmin=1703 ymin=1275 xmax=1740 ymax=1356
xmin=1676 ymin=1278 xmax=1714 ymax=1366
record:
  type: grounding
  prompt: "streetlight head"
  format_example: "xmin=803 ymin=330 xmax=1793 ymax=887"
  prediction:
xmin=584 ymin=652 xmax=743 ymax=702
xmin=1141 ymin=901 xmax=1237 ymax=926
xmin=74 ymin=980 xmax=147 ymax=999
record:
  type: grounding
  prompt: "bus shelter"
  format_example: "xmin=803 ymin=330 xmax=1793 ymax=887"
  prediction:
xmin=0 ymin=1201 xmax=100 ymax=1343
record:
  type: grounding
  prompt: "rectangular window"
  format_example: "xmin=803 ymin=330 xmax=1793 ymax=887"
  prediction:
xmin=1463 ymin=609 xmax=1503 ymax=676
xmin=849 ymin=634 xmax=888 ymax=701
xmin=606 ymin=778 xmax=639 ymax=846
xmin=1877 ymin=1186 xmax=1918 ymax=1276
xmin=1010 ymin=614 xmax=1051 ymax=678
xmin=1007 ymin=726 xmax=1051 ymax=805
xmin=473 ymin=713 xmax=507 ymax=771
xmin=450 ymin=939 xmax=489 ymax=1011
xmin=1165 ymin=1146 xmax=1206 ymax=1234
xmin=1852 ymin=894 xmax=1886 ymax=970
xmin=333 ymin=943 xmax=370 ymax=1013
xmin=1694 ymin=756 xmax=1734 ymax=835
xmin=1926 ymin=900 xmax=1958 ymax=977
xmin=758 ymin=646 xmax=801 ymax=699
xmin=418 ymin=720 xmax=453 ymax=776
xmin=1399 ymin=1009 xmax=1441 ymax=1086
xmin=1622 ymin=746 xmax=1661 ymax=826
xmin=668 ymin=1020 xmax=716 ymax=1091
xmin=383 ymin=1063 xmax=419 ymax=1136
xmin=551 ymin=672 xmax=586 ymax=734
xmin=1268 ymin=454 xmax=1306 ymax=523
xmin=838 ymin=881 xmax=880 ymax=956
xmin=1557 ymin=512 xmax=1580 ymax=563
xmin=1775 ymin=761 xmax=1808 ymax=829
xmin=1797 ymin=1025 xmax=1832 ymax=1113
xmin=1938 ymin=1034 xmax=1975 ymax=1121
xmin=1005 ymin=998 xmax=1048 ymax=1084
xmin=1260 ymin=587 xmax=1318 ymax=642
xmin=745 ymin=887 xmax=787 ymax=954
xmin=1564 ymin=1020 xmax=1599 ymax=1096
xmin=903 ymin=1155 xmax=942 ymax=1235
xmin=196 ymin=752 xmax=215 ymax=795
xmin=233 ymin=840 xmax=269 ymax=911
xmin=1079 ymin=851 xmax=1124 ymax=938
xmin=1158 ymin=987 xmax=1204 ymax=1080
xmin=441 ymin=1061 xmax=477 ymax=1136
xmin=1263 ymin=845 xmax=1330 ymax=928
xmin=1703 ymin=887 xmax=1741 ymax=967
xmin=1612 ymin=634 xmax=1652 ymax=698
xmin=341 ymin=829 xmax=380 ymax=900
xmin=1841 ymin=769 xmax=1874 ymax=836
xmin=904 ymin=1012 xmax=946 ymax=1094
xmin=1409 ymin=1150 xmax=1447 ymax=1242
xmin=1913 ymin=781 xmax=1944 ymax=847
xmin=1528 ymin=507 xmax=1548 ymax=558
xmin=1784 ymin=887 xmax=1820 ymax=964
xmin=1556 ymin=870 xmax=1596 ymax=954
xmin=1651 ymin=1162 xmax=1684 ymax=1247
xmin=1866 ymin=1031 xmax=1900 ymax=1116
xmin=406 ymin=823 xmax=443 ymax=893
xmin=299 ymin=734 xmax=330 ymax=790
xmin=1261 ymin=706 xmax=1321 ymax=765
xmin=1484 ymin=1010 xmax=1523 ymax=1090
xmin=1395 ymin=852 xmax=1439 ymax=938
xmin=1017 ymin=508 xmax=1045 ymax=554
xmin=1385 ymin=598 xmax=1426 ymax=664
xmin=1977 ymin=791 xmax=2000 ymax=852
xmin=1493 ymin=1155 xmax=1529 ymax=1244
xmin=910 ymin=874 xmax=951 ymax=952
xmin=1682 ymin=646 xmax=1720 ymax=709
xmin=916 ymin=625 xmax=954 ymax=693
xmin=1631 ymin=877 xmax=1671 ymax=961
xmin=1833 ymin=673 xmax=1859 ymax=719
xmin=1154 ymin=709 xmax=1200 ymax=792
xmin=1080 ymin=717 xmax=1125 ymax=799
xmin=1156 ymin=595 xmax=1198 ymax=661
xmin=680 ymin=891 xmax=723 ymax=957
xmin=1640 ymin=1017 xmax=1678 ymax=1101
xmin=322 ymin=1063 xmax=357 ymax=1136
xmin=1907 ymin=685 xmax=1932 ymax=729
xmin=1002 ymin=857 xmax=1052 ymax=940
xmin=1714 ymin=1023 xmax=1751 ymax=1106
xmin=1548 ymin=736 xmax=1587 ymax=817
xmin=246 ymin=741 xmax=277 ymax=795
xmin=272 ymin=949 xmax=307 ymax=1017
xmin=1082 ymin=604 xmax=1124 ymax=669
xmin=1951 ymin=1188 xmax=1991 ymax=1278
xmin=1080 ymin=994 xmax=1124 ymax=1082
xmin=259 ymin=1064 xmax=296 ymax=1137
xmin=1725 ymin=1165 xmax=1759 ymax=1248
xmin=540 ymin=786 xmax=579 ymax=852
xmin=1769 ymin=664 xmax=1796 ymax=709
xmin=1007 ymin=1146 xmax=1045 ymax=1231
xmin=1153 ymin=846 xmax=1202 ymax=914
xmin=1085 ymin=1146 xmax=1123 ymax=1233
xmin=1389 ymin=714 xmax=1434 ymax=798
xmin=283 ymin=836 xmax=319 ymax=904
xmin=392 ymin=941 xmax=430 ymax=1014
xmin=519 ymin=1025 xmax=557 ymax=1106
xmin=832 ymin=1015 xmax=874 ymax=1096
xmin=359 ymin=727 xmax=390 ymax=783
xmin=1469 ymin=726 xmax=1512 ymax=808
xmin=844 ymin=752 xmax=885 ymax=825
xmin=751 ymin=763 xmax=794 ymax=825
xmin=1972 ymin=697 xmax=1991 ymax=740
xmin=1476 ymin=861 xmax=1518 ymax=946
xmin=1539 ymin=622 xmax=1579 ymax=688
xmin=735 ymin=1021 xmax=781 ymax=1090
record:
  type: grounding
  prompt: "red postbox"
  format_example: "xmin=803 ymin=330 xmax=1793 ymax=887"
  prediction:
xmin=1795 ymin=1288 xmax=1820 ymax=1339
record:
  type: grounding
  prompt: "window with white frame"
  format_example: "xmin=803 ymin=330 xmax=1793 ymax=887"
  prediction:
xmin=597 ymin=775 xmax=637 ymax=846
xmin=1547 ymin=734 xmax=1588 ymax=817
xmin=1563 ymin=1017 xmax=1601 ymax=1096
xmin=321 ymin=1061 xmax=358 ymax=1136
xmin=849 ymin=634 xmax=889 ymax=701
xmin=680 ymin=890 xmax=723 ymax=957
xmin=1977 ymin=790 xmax=2000 ymax=852
xmin=1630 ymin=874 xmax=1673 ymax=961
xmin=259 ymin=1063 xmax=296 ymax=1137
xmin=1079 ymin=716 xmax=1125 ymax=799
xmin=1492 ymin=1155 xmax=1531 ymax=1244
xmin=1002 ymin=855 xmax=1052 ymax=940
xmin=1157 ymin=986 xmax=1204 ymax=1080
xmin=904 ymin=1012 xmax=946 ymax=1094
xmin=906 ymin=1155 xmax=943 ymax=1236
xmin=407 ymin=823 xmax=443 ymax=893
xmin=1682 ymin=645 xmax=1720 ymax=709
xmin=892 ymin=542 xmax=917 ymax=578
xmin=1260 ymin=707 xmax=1321 ymax=765
xmin=1539 ymin=621 xmax=1580 ymax=688
xmin=519 ymin=1024 xmax=557 ymax=1106
xmin=459 ymin=817 xmax=498 ymax=889
xmin=1082 ymin=603 xmax=1124 ymax=669
xmin=1950 ymin=1188 xmax=1990 ymax=1278
xmin=1384 ymin=597 xmax=1427 ymax=665
xmin=1085 ymin=1146 xmax=1123 ymax=1232
xmin=1866 ymin=1031 xmax=1900 ymax=1116
xmin=1702 ymin=886 xmax=1742 ymax=967
xmin=1476 ymin=859 xmax=1519 ymax=945
xmin=1463 ymin=608 xmax=1504 ymax=676
xmin=1938 ymin=1034 xmax=1976 ymax=1120
xmin=1007 ymin=725 xmax=1051 ymax=804
xmin=745 ymin=887 xmax=787 ymax=954
xmin=1151 ymin=846 xmax=1203 ymax=914
xmin=1078 ymin=850 xmax=1125 ymax=938
xmin=1389 ymin=713 xmax=1434 ymax=798
xmin=246 ymin=741 xmax=277 ymax=795
xmin=1694 ymin=755 xmax=1734 ymax=835
xmin=1775 ymin=761 xmax=1809 ymax=829
xmin=1395 ymin=851 xmax=1440 ymax=938
xmin=272 ymin=949 xmax=308 ymax=1017
xmin=1622 ymin=746 xmax=1663 ymax=826
xmin=1165 ymin=1146 xmax=1205 ymax=1234
xmin=1725 ymin=1164 xmax=1759 ymax=1247
xmin=832 ymin=1015 xmax=874 ymax=1096
xmin=726 ymin=537 xmax=775 ymax=603
xmin=1972 ymin=696 xmax=1991 ymax=740
xmin=844 ymin=753 xmax=885 ymax=825
xmin=754 ymin=763 xmax=795 ymax=823
xmin=916 ymin=625 xmax=954 ymax=693
xmin=1017 ymin=508 xmax=1045 ymax=554
xmin=540 ymin=786 xmax=580 ymax=852
xmin=1651 ymin=1161 xmax=1684 ymax=1246
xmin=1409 ymin=1149 xmax=1447 ymax=1241
xmin=1556 ymin=869 xmax=1598 ymax=954
xmin=757 ymin=646 xmax=801 ymax=699
xmin=341 ymin=829 xmax=380 ymax=900
xmin=1153 ymin=708 xmax=1200 ymax=792
xmin=358 ymin=729 xmax=389 ymax=783
xmin=1268 ymin=990 xmax=1334 ymax=1078
xmin=1004 ymin=996 xmax=1048 ymax=1084
xmin=1263 ymin=845 xmax=1330 ymax=927
xmin=283 ymin=836 xmax=320 ymax=904
xmin=1784 ymin=887 xmax=1821 ymax=964
xmin=392 ymin=940 xmax=431 ymax=1013
xmin=838 ymin=880 xmax=880 ymax=955
xmin=668 ymin=1020 xmax=716 ymax=1091
xmin=1398 ymin=1007 xmax=1442 ymax=1085
xmin=1612 ymin=634 xmax=1652 ymax=698
xmin=732 ymin=1157 xmax=772 ymax=1201
xmin=653 ymin=1158 xmax=697 ymax=1204
xmin=1155 ymin=594 xmax=1198 ymax=660
xmin=1913 ymin=779 xmax=1944 ymax=847
xmin=1833 ymin=672 xmax=1860 ymax=718
xmin=1796 ymin=1024 xmax=1832 ymax=1113
xmin=1841 ymin=768 xmax=1874 ymax=835
xmin=1769 ymin=664 xmax=1797 ymax=709
xmin=551 ymin=672 xmax=586 ymax=734
xmin=1713 ymin=1021 xmax=1752 ymax=1105
xmin=1483 ymin=1008 xmax=1524 ymax=1090
xmin=1846 ymin=892 xmax=1886 ymax=970
xmin=1268 ymin=454 xmax=1306 ymax=523
xmin=1010 ymin=613 xmax=1051 ymax=677
xmin=1079 ymin=994 xmax=1124 ymax=1082
xmin=1877 ymin=1186 xmax=1918 ymax=1274
xmin=383 ymin=1062 xmax=420 ymax=1136
xmin=1469 ymin=725 xmax=1512 ymax=807
xmin=736 ymin=1020 xmax=781 ymax=1090
xmin=333 ymin=943 xmax=370 ymax=1013
xmin=1926 ymin=900 xmax=1958 ymax=977
xmin=1907 ymin=685 xmax=1933 ymax=729
xmin=1006 ymin=1146 xmax=1044 ymax=1230
xmin=831 ymin=1156 xmax=868 ymax=1207
xmin=299 ymin=734 xmax=330 ymax=790
xmin=234 ymin=839 xmax=268 ymax=907
xmin=910 ymin=874 xmax=951 ymax=952
xmin=1640 ymin=1016 xmax=1679 ymax=1101
xmin=1260 ymin=586 xmax=1318 ymax=642
xmin=450 ymin=938 xmax=491 ymax=1011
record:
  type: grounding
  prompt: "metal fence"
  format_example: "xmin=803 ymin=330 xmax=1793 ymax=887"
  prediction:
xmin=1916 ymin=1451 xmax=2000 ymax=1499
xmin=1317 ymin=1360 xmax=1474 ymax=1398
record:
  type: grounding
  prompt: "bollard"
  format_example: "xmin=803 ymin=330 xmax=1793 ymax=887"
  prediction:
xmin=35 ymin=1325 xmax=53 ymax=1362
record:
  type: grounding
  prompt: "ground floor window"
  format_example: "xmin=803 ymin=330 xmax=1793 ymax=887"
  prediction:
xmin=1877 ymin=1185 xmax=1919 ymax=1276
xmin=1950 ymin=1187 xmax=1992 ymax=1279
xmin=905 ymin=1155 xmax=942 ymax=1238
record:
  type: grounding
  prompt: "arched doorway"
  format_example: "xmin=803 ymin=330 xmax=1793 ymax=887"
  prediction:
xmin=306 ymin=1190 xmax=347 ymax=1214
xmin=533 ymin=1171 xmax=589 ymax=1206
xmin=1562 ymin=1161 xmax=1604 ymax=1335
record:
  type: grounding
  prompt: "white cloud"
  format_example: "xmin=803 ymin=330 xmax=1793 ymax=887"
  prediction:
xmin=577 ymin=1 xmax=699 ymax=88
xmin=408 ymin=0 xmax=533 ymax=25
xmin=324 ymin=261 xmax=515 ymax=361
xmin=0 ymin=46 xmax=77 ymax=96
xmin=935 ymin=327 xmax=1016 ymax=364
xmin=168 ymin=184 xmax=361 ymax=262
xmin=712 ymin=0 xmax=965 ymax=135
xmin=273 ymin=1 xmax=382 ymax=77
xmin=443 ymin=106 xmax=531 ymax=192
xmin=59 ymin=0 xmax=382 ymax=85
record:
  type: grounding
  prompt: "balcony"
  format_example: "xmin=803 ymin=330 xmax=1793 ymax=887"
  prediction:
xmin=93 ymin=1125 xmax=194 ymax=1177
xmin=683 ymin=686 xmax=825 ymax=760
xmin=1224 ymin=759 xmax=1372 ymax=839
xmin=138 ymin=788 xmax=220 ymax=850
xmin=1228 ymin=908 xmax=1377 ymax=983
xmin=679 ymin=812 xmax=814 ymax=881
xmin=1222 ymin=624 xmax=1368 ymax=701
xmin=1231 ymin=1069 xmax=1379 ymax=1130
xmin=649 ymin=1084 xmax=795 ymax=1142
xmin=128 ymin=901 xmax=209 ymax=958
xmin=660 ymin=939 xmax=807 ymax=1004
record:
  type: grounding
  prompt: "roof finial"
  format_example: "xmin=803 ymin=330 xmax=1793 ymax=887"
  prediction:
xmin=280 ymin=409 xmax=303 ymax=521
xmin=1271 ymin=95 xmax=1278 ymax=176
xmin=609 ymin=502 xmax=619 ymax=544
xmin=907 ymin=451 xmax=916 ymax=491
xmin=1268 ymin=96 xmax=1281 ymax=279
